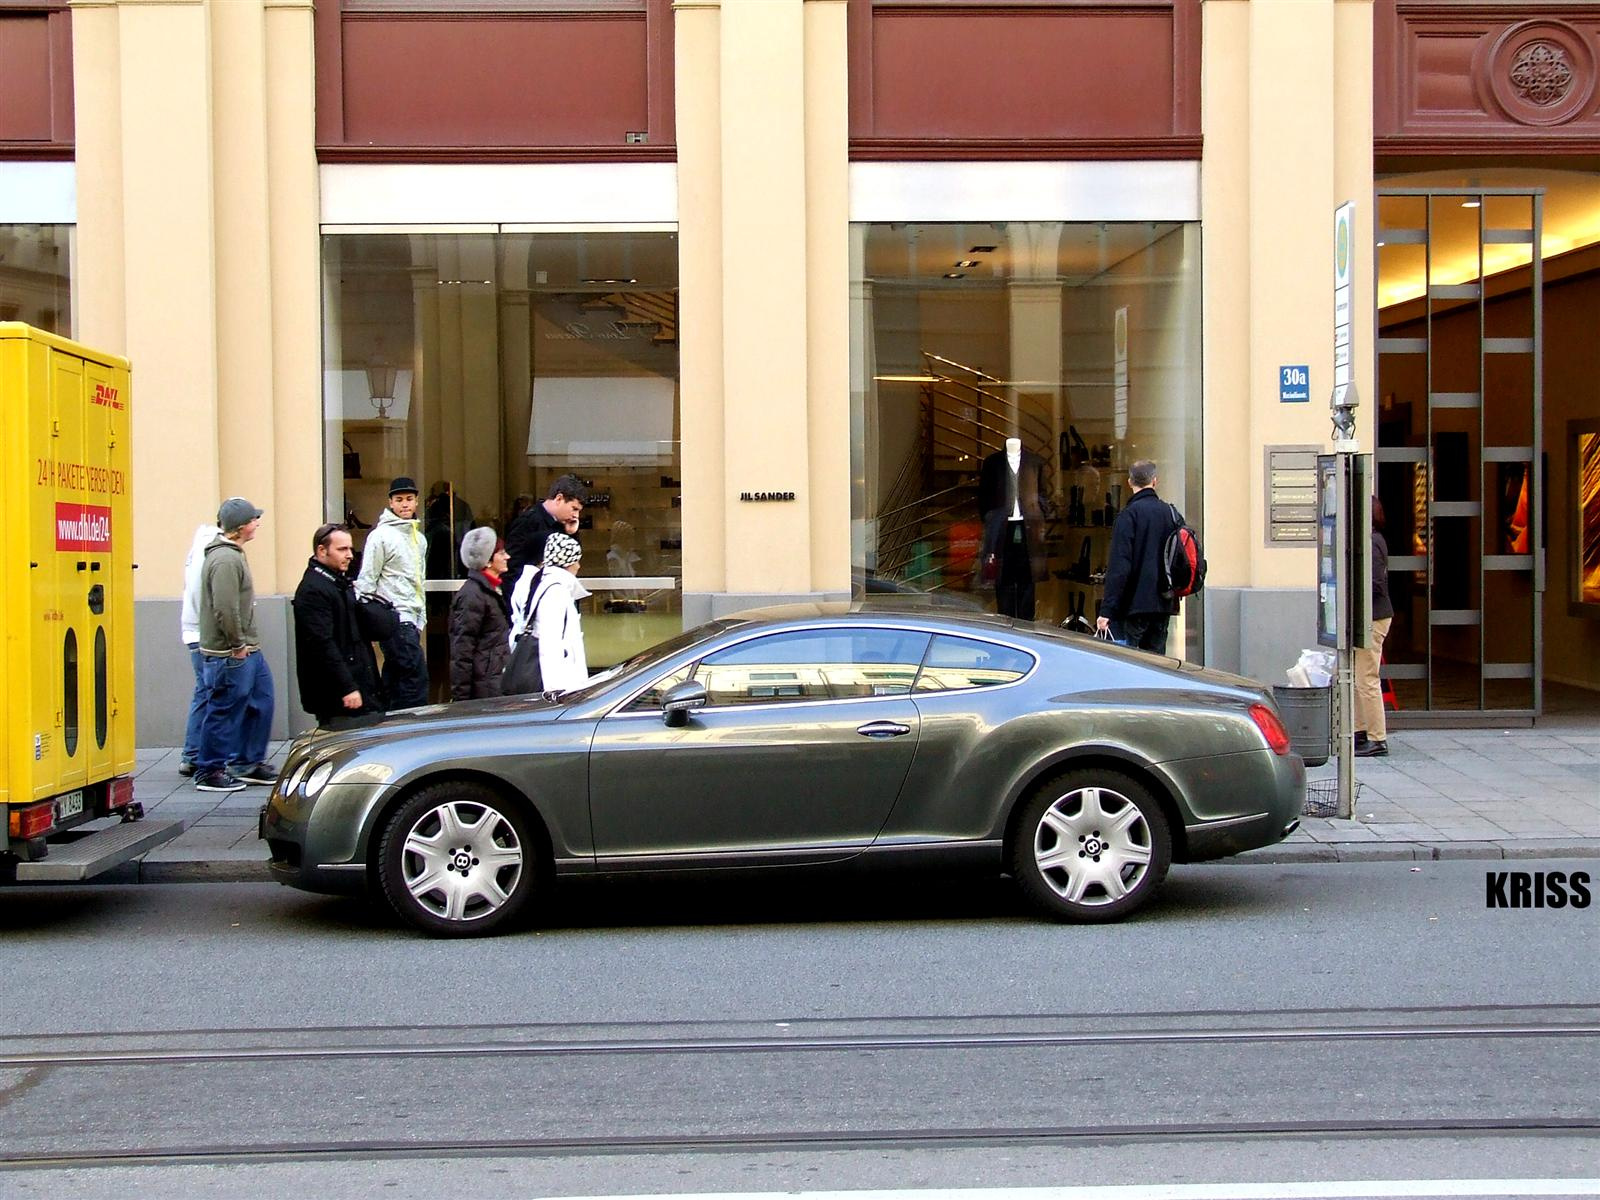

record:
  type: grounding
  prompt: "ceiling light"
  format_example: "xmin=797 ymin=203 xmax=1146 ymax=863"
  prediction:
xmin=943 ymin=272 xmax=965 ymax=279
xmin=954 ymin=259 xmax=980 ymax=268
xmin=1376 ymin=241 xmax=1386 ymax=248
xmin=436 ymin=279 xmax=491 ymax=286
xmin=581 ymin=277 xmax=638 ymax=285
xmin=969 ymin=245 xmax=997 ymax=253
xmin=1461 ymin=200 xmax=1481 ymax=209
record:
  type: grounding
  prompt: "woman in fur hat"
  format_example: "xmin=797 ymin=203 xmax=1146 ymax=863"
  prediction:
xmin=448 ymin=527 xmax=512 ymax=699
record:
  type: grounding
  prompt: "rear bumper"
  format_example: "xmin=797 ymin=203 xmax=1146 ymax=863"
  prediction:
xmin=1173 ymin=749 xmax=1305 ymax=862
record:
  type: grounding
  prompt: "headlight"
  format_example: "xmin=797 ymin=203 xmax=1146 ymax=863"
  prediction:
xmin=304 ymin=761 xmax=336 ymax=798
xmin=281 ymin=758 xmax=311 ymax=795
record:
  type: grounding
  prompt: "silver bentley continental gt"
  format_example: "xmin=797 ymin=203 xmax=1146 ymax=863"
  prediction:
xmin=260 ymin=604 xmax=1304 ymax=937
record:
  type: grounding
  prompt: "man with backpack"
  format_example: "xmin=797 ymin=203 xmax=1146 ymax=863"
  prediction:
xmin=1096 ymin=459 xmax=1204 ymax=655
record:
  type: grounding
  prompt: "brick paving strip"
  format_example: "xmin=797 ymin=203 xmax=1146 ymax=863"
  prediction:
xmin=107 ymin=716 xmax=1600 ymax=883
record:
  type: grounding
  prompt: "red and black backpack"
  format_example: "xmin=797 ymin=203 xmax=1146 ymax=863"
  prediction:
xmin=1160 ymin=505 xmax=1207 ymax=601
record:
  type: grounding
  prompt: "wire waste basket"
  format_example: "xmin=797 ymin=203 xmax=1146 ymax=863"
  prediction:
xmin=1304 ymin=778 xmax=1361 ymax=818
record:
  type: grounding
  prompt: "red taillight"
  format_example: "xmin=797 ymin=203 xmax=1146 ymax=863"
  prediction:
xmin=109 ymin=776 xmax=135 ymax=812
xmin=1249 ymin=703 xmax=1292 ymax=755
xmin=8 ymin=801 xmax=55 ymax=840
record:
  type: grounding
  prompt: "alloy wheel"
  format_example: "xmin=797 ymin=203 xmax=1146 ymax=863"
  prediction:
xmin=400 ymin=800 xmax=524 ymax=923
xmin=1032 ymin=784 xmax=1154 ymax=907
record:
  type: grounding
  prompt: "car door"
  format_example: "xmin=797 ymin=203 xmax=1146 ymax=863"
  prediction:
xmin=588 ymin=625 xmax=931 ymax=865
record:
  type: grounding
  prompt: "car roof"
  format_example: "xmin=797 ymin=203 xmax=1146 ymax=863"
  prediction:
xmin=722 ymin=599 xmax=1022 ymax=635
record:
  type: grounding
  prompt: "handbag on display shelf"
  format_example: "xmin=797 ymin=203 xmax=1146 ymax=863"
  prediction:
xmin=343 ymin=439 xmax=362 ymax=480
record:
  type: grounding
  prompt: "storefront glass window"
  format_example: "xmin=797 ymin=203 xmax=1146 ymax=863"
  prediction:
xmin=0 ymin=224 xmax=72 ymax=336
xmin=321 ymin=230 xmax=680 ymax=678
xmin=850 ymin=221 xmax=1203 ymax=656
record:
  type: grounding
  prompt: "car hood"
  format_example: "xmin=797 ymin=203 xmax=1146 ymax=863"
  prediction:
xmin=289 ymin=693 xmax=568 ymax=757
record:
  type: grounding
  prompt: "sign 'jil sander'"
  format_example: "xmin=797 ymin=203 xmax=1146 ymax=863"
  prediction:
xmin=739 ymin=491 xmax=796 ymax=502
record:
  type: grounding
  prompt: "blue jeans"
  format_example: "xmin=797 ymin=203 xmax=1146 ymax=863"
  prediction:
xmin=380 ymin=624 xmax=429 ymax=710
xmin=182 ymin=646 xmax=206 ymax=764
xmin=196 ymin=652 xmax=274 ymax=773
xmin=1112 ymin=613 xmax=1172 ymax=655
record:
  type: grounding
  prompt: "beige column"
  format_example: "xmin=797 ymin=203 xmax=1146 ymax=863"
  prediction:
xmin=72 ymin=0 xmax=220 ymax=599
xmin=264 ymin=0 xmax=323 ymax=589
xmin=1202 ymin=0 xmax=1374 ymax=590
xmin=673 ymin=0 xmax=726 ymax=603
xmin=211 ymin=0 xmax=278 ymax=590
xmin=674 ymin=0 xmax=851 ymax=617
xmin=803 ymin=0 xmax=851 ymax=597
xmin=719 ymin=0 xmax=809 ymax=595
xmin=70 ymin=0 xmax=322 ymax=598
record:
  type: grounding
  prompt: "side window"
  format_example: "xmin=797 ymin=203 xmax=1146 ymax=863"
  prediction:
xmin=695 ymin=628 xmax=930 ymax=707
xmin=914 ymin=635 xmax=1033 ymax=693
xmin=622 ymin=664 xmax=695 ymax=713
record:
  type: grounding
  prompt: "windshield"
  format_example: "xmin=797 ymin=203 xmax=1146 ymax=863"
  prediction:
xmin=556 ymin=620 xmax=735 ymax=704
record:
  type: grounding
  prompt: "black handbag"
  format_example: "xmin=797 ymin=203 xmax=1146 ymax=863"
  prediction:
xmin=355 ymin=593 xmax=400 ymax=641
xmin=501 ymin=632 xmax=544 ymax=696
xmin=343 ymin=439 xmax=361 ymax=480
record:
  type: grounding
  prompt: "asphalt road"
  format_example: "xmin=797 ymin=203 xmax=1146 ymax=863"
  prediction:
xmin=0 ymin=860 xmax=1595 ymax=1199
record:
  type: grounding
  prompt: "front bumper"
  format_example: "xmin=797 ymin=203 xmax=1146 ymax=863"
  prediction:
xmin=260 ymin=777 xmax=393 ymax=896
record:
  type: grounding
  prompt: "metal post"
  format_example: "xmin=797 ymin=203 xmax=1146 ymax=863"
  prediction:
xmin=1333 ymin=454 xmax=1355 ymax=819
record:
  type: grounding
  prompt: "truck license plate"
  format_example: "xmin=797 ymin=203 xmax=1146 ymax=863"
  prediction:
xmin=55 ymin=790 xmax=84 ymax=822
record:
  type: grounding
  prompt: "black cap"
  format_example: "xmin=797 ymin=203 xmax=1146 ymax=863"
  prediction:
xmin=388 ymin=476 xmax=419 ymax=497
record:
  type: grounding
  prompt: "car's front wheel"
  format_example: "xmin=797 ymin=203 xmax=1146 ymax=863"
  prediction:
xmin=377 ymin=783 xmax=536 ymax=937
xmin=1011 ymin=769 xmax=1171 ymax=922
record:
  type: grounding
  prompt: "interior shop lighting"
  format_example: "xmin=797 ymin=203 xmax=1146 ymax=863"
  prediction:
xmin=968 ymin=244 xmax=997 ymax=253
xmin=1461 ymin=199 xmax=1481 ymax=208
xmin=436 ymin=279 xmax=492 ymax=286
xmin=581 ymin=277 xmax=638 ymax=285
xmin=943 ymin=272 xmax=966 ymax=279
xmin=954 ymin=259 xmax=980 ymax=268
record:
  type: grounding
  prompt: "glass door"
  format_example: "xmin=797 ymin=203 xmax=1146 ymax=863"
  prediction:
xmin=1375 ymin=189 xmax=1543 ymax=719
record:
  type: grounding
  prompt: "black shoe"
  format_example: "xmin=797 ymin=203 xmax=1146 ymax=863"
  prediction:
xmin=178 ymin=759 xmax=196 ymax=778
xmin=1354 ymin=730 xmax=1368 ymax=748
xmin=195 ymin=770 xmax=247 ymax=793
xmin=233 ymin=763 xmax=279 ymax=786
xmin=1354 ymin=739 xmax=1388 ymax=758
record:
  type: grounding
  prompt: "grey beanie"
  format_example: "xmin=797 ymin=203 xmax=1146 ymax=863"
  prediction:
xmin=542 ymin=532 xmax=582 ymax=568
xmin=460 ymin=527 xmax=498 ymax=572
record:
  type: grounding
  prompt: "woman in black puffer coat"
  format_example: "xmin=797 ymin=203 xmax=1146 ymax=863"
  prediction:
xmin=448 ymin=527 xmax=512 ymax=699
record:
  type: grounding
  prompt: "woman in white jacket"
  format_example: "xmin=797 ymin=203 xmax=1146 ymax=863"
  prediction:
xmin=507 ymin=532 xmax=590 ymax=693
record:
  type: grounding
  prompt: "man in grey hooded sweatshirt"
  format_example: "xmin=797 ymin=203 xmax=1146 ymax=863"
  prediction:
xmin=194 ymin=498 xmax=277 ymax=793
xmin=356 ymin=476 xmax=430 ymax=708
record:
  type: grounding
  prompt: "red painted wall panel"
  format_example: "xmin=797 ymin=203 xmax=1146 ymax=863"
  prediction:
xmin=850 ymin=1 xmax=1201 ymax=160
xmin=0 ymin=8 xmax=73 ymax=155
xmin=1376 ymin=1 xmax=1600 ymax=155
xmin=340 ymin=16 xmax=647 ymax=146
xmin=871 ymin=11 xmax=1173 ymax=138
xmin=319 ymin=4 xmax=673 ymax=160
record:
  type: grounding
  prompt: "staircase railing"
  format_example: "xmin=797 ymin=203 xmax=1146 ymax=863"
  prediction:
xmin=868 ymin=352 xmax=1055 ymax=587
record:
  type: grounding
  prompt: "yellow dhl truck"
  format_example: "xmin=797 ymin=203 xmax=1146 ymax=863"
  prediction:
xmin=0 ymin=324 xmax=180 ymax=881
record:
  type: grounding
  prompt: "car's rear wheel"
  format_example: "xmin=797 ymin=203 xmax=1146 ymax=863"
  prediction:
xmin=1010 ymin=769 xmax=1171 ymax=922
xmin=377 ymin=783 xmax=536 ymax=937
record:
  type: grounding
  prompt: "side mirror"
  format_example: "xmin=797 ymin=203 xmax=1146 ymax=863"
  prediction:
xmin=661 ymin=679 xmax=707 ymax=727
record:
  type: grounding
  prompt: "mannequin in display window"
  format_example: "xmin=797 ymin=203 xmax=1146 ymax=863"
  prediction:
xmin=978 ymin=436 xmax=1048 ymax=620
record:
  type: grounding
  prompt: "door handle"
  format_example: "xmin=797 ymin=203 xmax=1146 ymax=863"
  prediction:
xmin=856 ymin=721 xmax=911 ymax=739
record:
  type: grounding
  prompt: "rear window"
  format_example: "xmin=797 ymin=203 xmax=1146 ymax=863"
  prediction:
xmin=914 ymin=635 xmax=1033 ymax=692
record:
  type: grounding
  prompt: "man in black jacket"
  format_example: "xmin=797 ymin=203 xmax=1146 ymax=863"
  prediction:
xmin=504 ymin=474 xmax=588 ymax=592
xmin=1096 ymin=459 xmax=1181 ymax=654
xmin=292 ymin=524 xmax=383 ymax=728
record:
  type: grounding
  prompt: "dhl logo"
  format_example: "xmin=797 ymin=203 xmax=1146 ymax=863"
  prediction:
xmin=91 ymin=384 xmax=124 ymax=411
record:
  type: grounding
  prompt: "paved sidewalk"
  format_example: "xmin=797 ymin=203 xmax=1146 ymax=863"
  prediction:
xmin=112 ymin=716 xmax=1600 ymax=883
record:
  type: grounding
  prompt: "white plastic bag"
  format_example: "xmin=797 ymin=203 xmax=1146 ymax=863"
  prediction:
xmin=1289 ymin=648 xmax=1335 ymax=688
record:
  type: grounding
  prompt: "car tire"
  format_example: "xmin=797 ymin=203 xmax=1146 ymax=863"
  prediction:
xmin=1010 ymin=768 xmax=1172 ymax=923
xmin=377 ymin=783 xmax=537 ymax=937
